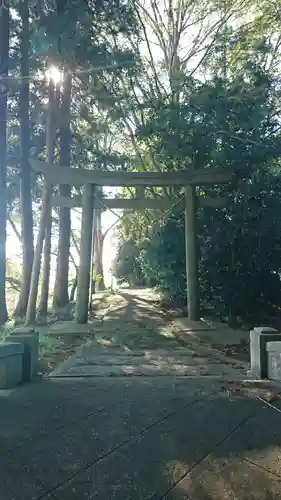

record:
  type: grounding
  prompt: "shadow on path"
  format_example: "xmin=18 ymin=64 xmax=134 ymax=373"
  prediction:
xmin=91 ymin=288 xmax=195 ymax=352
xmin=1 ymin=377 xmax=281 ymax=500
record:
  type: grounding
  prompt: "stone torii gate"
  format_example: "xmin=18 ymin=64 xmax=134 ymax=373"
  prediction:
xmin=31 ymin=159 xmax=234 ymax=324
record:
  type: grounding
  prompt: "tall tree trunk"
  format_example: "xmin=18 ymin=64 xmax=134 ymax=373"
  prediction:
xmin=25 ymin=185 xmax=51 ymax=325
xmin=69 ymin=275 xmax=77 ymax=302
xmin=93 ymin=210 xmax=105 ymax=291
xmin=37 ymin=81 xmax=56 ymax=319
xmin=53 ymin=72 xmax=72 ymax=310
xmin=26 ymin=81 xmax=56 ymax=325
xmin=0 ymin=1 xmax=9 ymax=324
xmin=14 ymin=0 xmax=34 ymax=319
xmin=37 ymin=210 xmax=52 ymax=319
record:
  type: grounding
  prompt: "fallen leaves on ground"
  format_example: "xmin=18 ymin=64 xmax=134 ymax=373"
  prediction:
xmin=220 ymin=380 xmax=281 ymax=403
xmin=211 ymin=340 xmax=250 ymax=362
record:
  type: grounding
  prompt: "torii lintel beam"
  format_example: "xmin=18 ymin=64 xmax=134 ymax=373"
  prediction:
xmin=52 ymin=194 xmax=228 ymax=210
xmin=30 ymin=159 xmax=235 ymax=186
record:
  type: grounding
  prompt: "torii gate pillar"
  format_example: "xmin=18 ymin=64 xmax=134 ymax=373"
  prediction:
xmin=75 ymin=184 xmax=95 ymax=324
xmin=184 ymin=185 xmax=200 ymax=320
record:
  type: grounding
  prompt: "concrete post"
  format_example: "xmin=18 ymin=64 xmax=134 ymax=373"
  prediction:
xmin=184 ymin=185 xmax=199 ymax=320
xmin=0 ymin=343 xmax=24 ymax=389
xmin=7 ymin=332 xmax=39 ymax=381
xmin=250 ymin=326 xmax=281 ymax=378
xmin=75 ymin=184 xmax=94 ymax=324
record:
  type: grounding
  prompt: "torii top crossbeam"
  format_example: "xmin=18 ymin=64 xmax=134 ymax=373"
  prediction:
xmin=30 ymin=159 xmax=235 ymax=186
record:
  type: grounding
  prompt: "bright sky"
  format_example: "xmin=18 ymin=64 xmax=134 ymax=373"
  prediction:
xmin=102 ymin=210 xmax=119 ymax=283
xmin=7 ymin=202 xmax=119 ymax=287
xmin=70 ymin=199 xmax=120 ymax=285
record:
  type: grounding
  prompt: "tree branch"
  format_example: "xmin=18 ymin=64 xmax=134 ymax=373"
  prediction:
xmin=7 ymin=214 xmax=22 ymax=244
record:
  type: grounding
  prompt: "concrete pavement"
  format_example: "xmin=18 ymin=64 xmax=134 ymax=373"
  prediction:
xmin=1 ymin=377 xmax=281 ymax=499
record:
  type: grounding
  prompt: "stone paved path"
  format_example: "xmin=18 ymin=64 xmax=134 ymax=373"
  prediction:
xmin=49 ymin=288 xmax=246 ymax=379
xmin=2 ymin=289 xmax=281 ymax=499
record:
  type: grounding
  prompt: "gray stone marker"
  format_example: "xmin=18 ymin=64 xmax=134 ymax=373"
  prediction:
xmin=250 ymin=326 xmax=281 ymax=379
xmin=0 ymin=342 xmax=24 ymax=389
xmin=6 ymin=332 xmax=39 ymax=381
xmin=267 ymin=341 xmax=281 ymax=381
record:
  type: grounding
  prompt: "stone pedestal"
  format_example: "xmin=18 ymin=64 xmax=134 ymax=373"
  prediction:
xmin=11 ymin=326 xmax=35 ymax=335
xmin=6 ymin=332 xmax=39 ymax=381
xmin=0 ymin=343 xmax=24 ymax=389
xmin=267 ymin=341 xmax=281 ymax=381
xmin=250 ymin=327 xmax=281 ymax=379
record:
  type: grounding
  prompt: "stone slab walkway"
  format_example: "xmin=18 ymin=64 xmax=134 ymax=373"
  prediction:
xmin=50 ymin=344 xmax=244 ymax=377
xmin=48 ymin=288 xmax=246 ymax=378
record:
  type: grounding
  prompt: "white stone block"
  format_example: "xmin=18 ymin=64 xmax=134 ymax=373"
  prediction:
xmin=250 ymin=328 xmax=281 ymax=379
xmin=267 ymin=341 xmax=281 ymax=381
xmin=253 ymin=326 xmax=278 ymax=334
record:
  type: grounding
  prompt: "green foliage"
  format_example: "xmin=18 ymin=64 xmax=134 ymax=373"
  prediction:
xmin=137 ymin=68 xmax=281 ymax=173
xmin=117 ymin=47 xmax=281 ymax=318
xmin=130 ymin=165 xmax=281 ymax=316
xmin=6 ymin=0 xmax=140 ymax=212
xmin=139 ymin=212 xmax=186 ymax=302
xmin=198 ymin=166 xmax=281 ymax=316
xmin=114 ymin=238 xmax=146 ymax=286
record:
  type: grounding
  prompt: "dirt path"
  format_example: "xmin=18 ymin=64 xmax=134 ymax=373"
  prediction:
xmin=48 ymin=288 xmax=247 ymax=378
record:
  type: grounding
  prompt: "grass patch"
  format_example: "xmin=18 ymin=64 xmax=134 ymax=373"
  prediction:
xmin=39 ymin=333 xmax=90 ymax=374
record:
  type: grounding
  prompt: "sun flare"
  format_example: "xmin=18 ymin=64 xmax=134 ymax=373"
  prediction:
xmin=46 ymin=66 xmax=62 ymax=84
